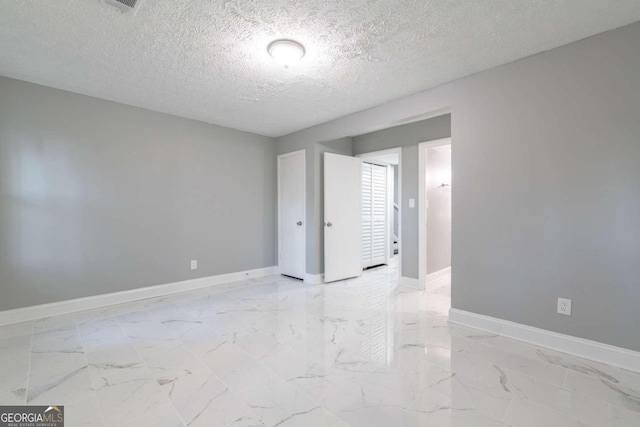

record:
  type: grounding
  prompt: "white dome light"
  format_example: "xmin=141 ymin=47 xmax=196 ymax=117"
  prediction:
xmin=267 ymin=39 xmax=305 ymax=69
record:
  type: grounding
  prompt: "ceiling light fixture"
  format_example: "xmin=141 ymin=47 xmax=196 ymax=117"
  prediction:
xmin=267 ymin=39 xmax=305 ymax=69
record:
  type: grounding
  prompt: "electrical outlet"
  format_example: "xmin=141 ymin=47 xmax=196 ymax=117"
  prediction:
xmin=557 ymin=298 xmax=571 ymax=316
xmin=190 ymin=260 xmax=198 ymax=270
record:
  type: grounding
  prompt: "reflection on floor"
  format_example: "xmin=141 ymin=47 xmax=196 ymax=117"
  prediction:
xmin=0 ymin=263 xmax=639 ymax=427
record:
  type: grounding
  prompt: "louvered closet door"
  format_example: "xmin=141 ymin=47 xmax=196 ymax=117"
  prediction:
xmin=362 ymin=163 xmax=388 ymax=268
xmin=362 ymin=164 xmax=373 ymax=267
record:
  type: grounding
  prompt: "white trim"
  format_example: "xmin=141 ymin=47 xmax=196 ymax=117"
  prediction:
xmin=399 ymin=276 xmax=420 ymax=289
xmin=355 ymin=147 xmax=402 ymax=279
xmin=0 ymin=266 xmax=278 ymax=327
xmin=389 ymin=107 xmax=453 ymax=128
xmin=304 ymin=273 xmax=324 ymax=285
xmin=356 ymin=147 xmax=401 ymax=160
xmin=418 ymin=137 xmax=452 ymax=289
xmin=425 ymin=266 xmax=451 ymax=284
xmin=277 ymin=149 xmax=306 ymax=280
xmin=387 ymin=164 xmax=394 ymax=261
xmin=449 ymin=308 xmax=640 ymax=373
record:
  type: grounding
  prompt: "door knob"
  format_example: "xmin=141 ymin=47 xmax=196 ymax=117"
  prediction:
xmin=326 ymin=222 xmax=333 ymax=227
xmin=296 ymin=221 xmax=303 ymax=226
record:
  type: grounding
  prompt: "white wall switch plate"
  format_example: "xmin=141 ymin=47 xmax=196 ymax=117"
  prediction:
xmin=190 ymin=260 xmax=198 ymax=270
xmin=409 ymin=198 xmax=415 ymax=208
xmin=557 ymin=298 xmax=572 ymax=316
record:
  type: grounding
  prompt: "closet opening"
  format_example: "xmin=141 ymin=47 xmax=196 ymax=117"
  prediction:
xmin=356 ymin=148 xmax=401 ymax=275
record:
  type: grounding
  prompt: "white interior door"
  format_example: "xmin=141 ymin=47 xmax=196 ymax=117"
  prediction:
xmin=278 ymin=150 xmax=305 ymax=279
xmin=361 ymin=162 xmax=388 ymax=268
xmin=324 ymin=152 xmax=362 ymax=282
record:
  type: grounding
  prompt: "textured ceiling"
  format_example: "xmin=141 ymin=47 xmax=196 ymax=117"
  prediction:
xmin=0 ymin=1 xmax=639 ymax=137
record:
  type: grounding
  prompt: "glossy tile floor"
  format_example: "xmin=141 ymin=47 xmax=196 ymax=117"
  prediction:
xmin=1 ymin=261 xmax=639 ymax=427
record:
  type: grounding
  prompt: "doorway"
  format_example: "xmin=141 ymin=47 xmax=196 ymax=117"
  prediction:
xmin=361 ymin=161 xmax=391 ymax=269
xmin=277 ymin=150 xmax=306 ymax=280
xmin=418 ymin=138 xmax=452 ymax=289
xmin=356 ymin=148 xmax=401 ymax=276
xmin=322 ymin=147 xmax=402 ymax=283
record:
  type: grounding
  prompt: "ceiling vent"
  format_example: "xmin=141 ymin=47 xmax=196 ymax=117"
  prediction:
xmin=101 ymin=0 xmax=145 ymax=15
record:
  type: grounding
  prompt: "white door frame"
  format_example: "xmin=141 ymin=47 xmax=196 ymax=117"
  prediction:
xmin=418 ymin=138 xmax=452 ymax=287
xmin=356 ymin=147 xmax=402 ymax=278
xmin=386 ymin=164 xmax=394 ymax=260
xmin=277 ymin=149 xmax=306 ymax=278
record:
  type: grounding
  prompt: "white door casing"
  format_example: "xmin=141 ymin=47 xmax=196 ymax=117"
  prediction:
xmin=278 ymin=150 xmax=306 ymax=279
xmin=324 ymin=152 xmax=362 ymax=283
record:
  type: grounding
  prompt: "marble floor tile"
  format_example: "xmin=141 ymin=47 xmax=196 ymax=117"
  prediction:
xmin=0 ymin=259 xmax=638 ymax=426
xmin=80 ymin=320 xmax=138 ymax=360
xmin=249 ymin=313 xmax=308 ymax=346
xmin=113 ymin=401 xmax=185 ymax=427
xmin=200 ymin=341 xmax=271 ymax=393
xmin=331 ymin=405 xmax=421 ymax=427
xmin=34 ymin=314 xmax=78 ymax=332
xmin=32 ymin=326 xmax=84 ymax=353
xmin=456 ymin=336 xmax=568 ymax=386
xmin=88 ymin=358 xmax=152 ymax=388
xmin=610 ymin=403 xmax=640 ymax=427
xmin=225 ymin=327 xmax=281 ymax=359
xmin=171 ymin=323 xmax=229 ymax=357
xmin=157 ymin=364 xmax=257 ymax=427
xmin=27 ymin=351 xmax=93 ymax=405
xmin=289 ymin=365 xmax=367 ymax=410
xmin=428 ymin=370 xmax=513 ymax=420
xmin=74 ymin=302 xmax=145 ymax=324
xmin=200 ymin=311 xmax=252 ymax=336
xmin=94 ymin=374 xmax=167 ymax=426
xmin=257 ymin=344 xmax=322 ymax=381
xmin=412 ymin=407 xmax=511 ymax=426
xmin=0 ymin=362 xmax=29 ymax=404
xmin=0 ymin=330 xmax=32 ymax=404
xmin=503 ymin=397 xmax=597 ymax=427
xmin=237 ymin=374 xmax=341 ymax=427
xmin=0 ymin=321 xmax=33 ymax=339
xmin=482 ymin=364 xmax=608 ymax=427
xmin=564 ymin=369 xmax=640 ymax=413
xmin=64 ymin=394 xmax=105 ymax=427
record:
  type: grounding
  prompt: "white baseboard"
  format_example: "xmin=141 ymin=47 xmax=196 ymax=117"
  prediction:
xmin=304 ymin=273 xmax=323 ymax=285
xmin=400 ymin=276 xmax=421 ymax=289
xmin=449 ymin=308 xmax=640 ymax=373
xmin=0 ymin=266 xmax=278 ymax=327
xmin=425 ymin=266 xmax=451 ymax=284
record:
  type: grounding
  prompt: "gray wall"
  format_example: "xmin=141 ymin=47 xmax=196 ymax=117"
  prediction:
xmin=449 ymin=22 xmax=640 ymax=351
xmin=0 ymin=76 xmax=277 ymax=311
xmin=276 ymin=21 xmax=640 ymax=352
xmin=426 ymin=147 xmax=452 ymax=274
xmin=352 ymin=116 xmax=452 ymax=279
